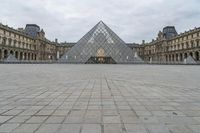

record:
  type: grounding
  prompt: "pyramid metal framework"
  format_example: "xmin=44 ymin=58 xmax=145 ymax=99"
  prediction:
xmin=60 ymin=21 xmax=143 ymax=64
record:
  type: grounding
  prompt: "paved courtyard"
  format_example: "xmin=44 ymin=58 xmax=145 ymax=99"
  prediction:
xmin=0 ymin=64 xmax=200 ymax=133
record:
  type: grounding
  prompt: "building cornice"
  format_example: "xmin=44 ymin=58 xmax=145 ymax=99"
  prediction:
xmin=0 ymin=23 xmax=35 ymax=39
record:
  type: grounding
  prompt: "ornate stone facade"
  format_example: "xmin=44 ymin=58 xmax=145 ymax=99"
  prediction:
xmin=0 ymin=23 xmax=57 ymax=61
xmin=139 ymin=26 xmax=200 ymax=63
xmin=1 ymin=22 xmax=200 ymax=64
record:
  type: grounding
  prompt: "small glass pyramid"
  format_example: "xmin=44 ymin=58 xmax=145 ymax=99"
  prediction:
xmin=59 ymin=21 xmax=143 ymax=64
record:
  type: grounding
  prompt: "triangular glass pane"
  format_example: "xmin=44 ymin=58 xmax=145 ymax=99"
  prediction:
xmin=59 ymin=21 xmax=143 ymax=64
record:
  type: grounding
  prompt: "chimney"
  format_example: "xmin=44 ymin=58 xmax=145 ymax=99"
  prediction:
xmin=55 ymin=38 xmax=58 ymax=43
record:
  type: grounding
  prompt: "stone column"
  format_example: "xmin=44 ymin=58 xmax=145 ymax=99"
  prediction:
xmin=31 ymin=53 xmax=33 ymax=60
xmin=171 ymin=55 xmax=173 ymax=62
xmin=23 ymin=53 xmax=25 ymax=60
xmin=167 ymin=55 xmax=169 ymax=62
xmin=57 ymin=51 xmax=60 ymax=59
xmin=13 ymin=51 xmax=16 ymax=58
xmin=177 ymin=54 xmax=180 ymax=62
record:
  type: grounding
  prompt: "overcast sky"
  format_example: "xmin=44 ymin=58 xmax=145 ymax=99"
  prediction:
xmin=0 ymin=0 xmax=200 ymax=43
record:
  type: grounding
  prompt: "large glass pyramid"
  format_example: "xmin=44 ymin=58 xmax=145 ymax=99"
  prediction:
xmin=59 ymin=21 xmax=143 ymax=64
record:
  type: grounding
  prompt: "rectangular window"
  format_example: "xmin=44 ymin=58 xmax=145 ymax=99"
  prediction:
xmin=181 ymin=43 xmax=184 ymax=49
xmin=3 ymin=38 xmax=6 ymax=44
xmin=191 ymin=41 xmax=194 ymax=48
xmin=186 ymin=42 xmax=189 ymax=48
xmin=9 ymin=39 xmax=12 ymax=45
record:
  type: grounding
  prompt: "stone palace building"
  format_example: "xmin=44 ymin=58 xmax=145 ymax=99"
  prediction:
xmin=0 ymin=21 xmax=199 ymax=64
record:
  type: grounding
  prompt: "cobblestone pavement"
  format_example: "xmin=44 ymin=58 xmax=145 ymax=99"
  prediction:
xmin=0 ymin=64 xmax=200 ymax=133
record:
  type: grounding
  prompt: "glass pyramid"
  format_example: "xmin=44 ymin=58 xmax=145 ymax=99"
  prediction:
xmin=59 ymin=21 xmax=143 ymax=64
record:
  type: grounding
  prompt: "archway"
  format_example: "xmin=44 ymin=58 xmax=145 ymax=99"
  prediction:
xmin=34 ymin=54 xmax=37 ymax=60
xmin=15 ymin=51 xmax=18 ymax=59
xmin=28 ymin=53 xmax=30 ymax=60
xmin=4 ymin=49 xmax=8 ymax=59
xmin=31 ymin=53 xmax=34 ymax=60
xmin=20 ymin=52 xmax=23 ymax=60
xmin=24 ymin=53 xmax=27 ymax=60
xmin=180 ymin=53 xmax=183 ymax=61
xmin=10 ymin=50 xmax=14 ymax=55
xmin=189 ymin=52 xmax=193 ymax=57
xmin=176 ymin=54 xmax=178 ymax=61
xmin=184 ymin=53 xmax=187 ymax=59
xmin=195 ymin=51 xmax=199 ymax=61
xmin=172 ymin=54 xmax=175 ymax=61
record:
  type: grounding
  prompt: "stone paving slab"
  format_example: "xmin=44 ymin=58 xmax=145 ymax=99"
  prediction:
xmin=0 ymin=64 xmax=200 ymax=133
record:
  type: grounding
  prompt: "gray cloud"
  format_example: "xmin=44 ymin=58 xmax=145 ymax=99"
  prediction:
xmin=0 ymin=0 xmax=200 ymax=43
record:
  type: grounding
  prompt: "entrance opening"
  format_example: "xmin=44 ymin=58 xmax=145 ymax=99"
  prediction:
xmin=10 ymin=50 xmax=14 ymax=55
xmin=184 ymin=53 xmax=187 ymax=59
xmin=86 ymin=56 xmax=116 ymax=64
xmin=189 ymin=52 xmax=193 ymax=57
xmin=15 ymin=51 xmax=18 ymax=59
xmin=4 ymin=50 xmax=8 ymax=59
xmin=195 ymin=51 xmax=199 ymax=61
xmin=180 ymin=53 xmax=183 ymax=61
xmin=20 ymin=52 xmax=23 ymax=60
